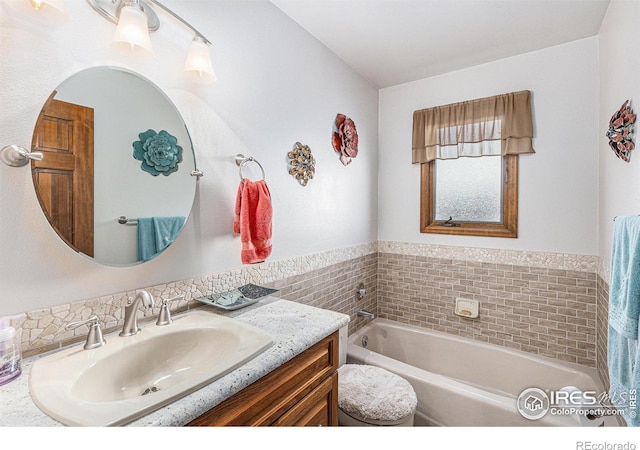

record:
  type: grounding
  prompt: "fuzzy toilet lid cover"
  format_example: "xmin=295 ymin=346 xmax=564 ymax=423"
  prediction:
xmin=338 ymin=364 xmax=417 ymax=422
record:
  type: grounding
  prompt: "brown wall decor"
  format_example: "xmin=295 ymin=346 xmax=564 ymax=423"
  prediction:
xmin=288 ymin=142 xmax=315 ymax=186
xmin=607 ymin=100 xmax=636 ymax=162
xmin=332 ymin=114 xmax=358 ymax=166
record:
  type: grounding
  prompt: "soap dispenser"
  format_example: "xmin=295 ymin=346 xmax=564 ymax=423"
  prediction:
xmin=0 ymin=322 xmax=21 ymax=386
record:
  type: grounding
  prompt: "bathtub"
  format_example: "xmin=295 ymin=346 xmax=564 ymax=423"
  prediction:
xmin=346 ymin=318 xmax=607 ymax=427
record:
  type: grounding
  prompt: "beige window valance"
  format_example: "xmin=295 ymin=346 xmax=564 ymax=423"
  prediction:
xmin=412 ymin=90 xmax=535 ymax=163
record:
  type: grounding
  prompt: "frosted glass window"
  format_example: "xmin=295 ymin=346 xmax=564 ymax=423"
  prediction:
xmin=434 ymin=155 xmax=502 ymax=223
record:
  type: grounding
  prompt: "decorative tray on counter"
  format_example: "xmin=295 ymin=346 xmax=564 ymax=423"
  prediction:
xmin=196 ymin=284 xmax=279 ymax=311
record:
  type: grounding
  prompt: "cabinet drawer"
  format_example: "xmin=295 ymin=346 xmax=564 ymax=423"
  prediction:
xmin=188 ymin=330 xmax=338 ymax=426
xmin=273 ymin=372 xmax=338 ymax=426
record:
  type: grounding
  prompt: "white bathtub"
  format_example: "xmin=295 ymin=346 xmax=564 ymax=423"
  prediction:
xmin=346 ymin=318 xmax=606 ymax=426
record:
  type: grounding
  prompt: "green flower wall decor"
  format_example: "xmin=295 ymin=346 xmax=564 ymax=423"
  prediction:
xmin=132 ymin=129 xmax=183 ymax=176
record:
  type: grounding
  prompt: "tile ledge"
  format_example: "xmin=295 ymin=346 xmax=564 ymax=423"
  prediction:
xmin=378 ymin=241 xmax=600 ymax=273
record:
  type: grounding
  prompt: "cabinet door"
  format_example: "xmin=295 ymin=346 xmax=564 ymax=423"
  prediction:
xmin=188 ymin=331 xmax=338 ymax=426
xmin=273 ymin=372 xmax=338 ymax=426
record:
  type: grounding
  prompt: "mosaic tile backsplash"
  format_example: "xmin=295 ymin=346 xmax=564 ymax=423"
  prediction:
xmin=379 ymin=241 xmax=600 ymax=273
xmin=4 ymin=240 xmax=609 ymax=384
xmin=8 ymin=242 xmax=377 ymax=357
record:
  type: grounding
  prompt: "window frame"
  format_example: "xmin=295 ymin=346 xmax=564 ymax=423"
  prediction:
xmin=420 ymin=154 xmax=518 ymax=238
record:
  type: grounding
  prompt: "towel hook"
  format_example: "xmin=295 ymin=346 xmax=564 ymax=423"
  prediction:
xmin=235 ymin=154 xmax=266 ymax=182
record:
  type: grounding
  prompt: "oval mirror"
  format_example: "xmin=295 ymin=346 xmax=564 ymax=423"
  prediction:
xmin=30 ymin=66 xmax=198 ymax=266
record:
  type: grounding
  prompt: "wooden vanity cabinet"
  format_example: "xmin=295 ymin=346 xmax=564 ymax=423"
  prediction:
xmin=187 ymin=330 xmax=339 ymax=426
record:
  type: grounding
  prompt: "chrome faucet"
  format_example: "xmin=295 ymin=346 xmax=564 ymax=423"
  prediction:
xmin=65 ymin=315 xmax=106 ymax=350
xmin=156 ymin=294 xmax=185 ymax=326
xmin=120 ymin=290 xmax=155 ymax=337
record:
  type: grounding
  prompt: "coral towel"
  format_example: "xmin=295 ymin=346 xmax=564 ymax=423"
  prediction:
xmin=233 ymin=178 xmax=272 ymax=264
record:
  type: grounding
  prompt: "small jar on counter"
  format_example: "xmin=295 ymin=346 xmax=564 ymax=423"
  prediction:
xmin=0 ymin=326 xmax=21 ymax=386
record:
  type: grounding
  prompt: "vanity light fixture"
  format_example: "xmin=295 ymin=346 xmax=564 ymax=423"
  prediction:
xmin=87 ymin=0 xmax=217 ymax=82
xmin=111 ymin=1 xmax=155 ymax=55
xmin=29 ymin=0 xmax=67 ymax=14
xmin=184 ymin=36 xmax=217 ymax=83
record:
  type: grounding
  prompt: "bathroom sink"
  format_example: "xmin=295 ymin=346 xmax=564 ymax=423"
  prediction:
xmin=29 ymin=310 xmax=273 ymax=426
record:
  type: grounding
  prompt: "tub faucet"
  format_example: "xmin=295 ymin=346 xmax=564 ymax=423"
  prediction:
xmin=356 ymin=308 xmax=375 ymax=319
xmin=119 ymin=290 xmax=155 ymax=337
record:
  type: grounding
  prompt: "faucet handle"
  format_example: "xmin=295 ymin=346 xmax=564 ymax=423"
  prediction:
xmin=65 ymin=315 xmax=106 ymax=350
xmin=156 ymin=294 xmax=185 ymax=326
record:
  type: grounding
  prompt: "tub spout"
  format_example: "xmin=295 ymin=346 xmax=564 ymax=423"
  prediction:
xmin=356 ymin=308 xmax=375 ymax=319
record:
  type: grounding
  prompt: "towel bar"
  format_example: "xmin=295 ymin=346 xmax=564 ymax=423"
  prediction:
xmin=613 ymin=215 xmax=640 ymax=221
xmin=235 ymin=154 xmax=265 ymax=182
xmin=117 ymin=216 xmax=138 ymax=225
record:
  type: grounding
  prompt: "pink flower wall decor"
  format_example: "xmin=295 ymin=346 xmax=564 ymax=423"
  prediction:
xmin=332 ymin=113 xmax=359 ymax=166
xmin=607 ymin=100 xmax=636 ymax=162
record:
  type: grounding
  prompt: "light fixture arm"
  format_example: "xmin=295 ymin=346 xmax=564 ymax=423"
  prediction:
xmin=87 ymin=0 xmax=217 ymax=82
xmin=86 ymin=0 xmax=211 ymax=44
xmin=145 ymin=0 xmax=211 ymax=45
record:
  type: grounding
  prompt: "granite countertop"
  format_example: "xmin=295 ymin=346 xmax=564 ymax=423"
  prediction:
xmin=0 ymin=298 xmax=350 ymax=427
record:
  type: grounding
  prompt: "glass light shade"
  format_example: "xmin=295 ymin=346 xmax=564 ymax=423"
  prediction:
xmin=30 ymin=0 xmax=66 ymax=14
xmin=29 ymin=0 xmax=45 ymax=9
xmin=112 ymin=5 xmax=154 ymax=56
xmin=184 ymin=37 xmax=217 ymax=83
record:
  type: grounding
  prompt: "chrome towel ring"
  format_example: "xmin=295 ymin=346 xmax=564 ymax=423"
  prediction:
xmin=235 ymin=154 xmax=266 ymax=182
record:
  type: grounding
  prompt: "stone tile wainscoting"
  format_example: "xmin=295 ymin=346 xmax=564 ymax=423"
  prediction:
xmin=4 ymin=240 xmax=612 ymax=394
xmin=378 ymin=252 xmax=597 ymax=366
xmin=596 ymin=275 xmax=610 ymax=391
xmin=268 ymin=253 xmax=377 ymax=335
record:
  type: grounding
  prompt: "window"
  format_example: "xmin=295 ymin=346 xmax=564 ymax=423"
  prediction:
xmin=412 ymin=90 xmax=534 ymax=238
xmin=420 ymin=154 xmax=518 ymax=237
xmin=435 ymin=155 xmax=502 ymax=223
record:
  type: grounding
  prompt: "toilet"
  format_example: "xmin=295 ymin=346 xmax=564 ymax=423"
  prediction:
xmin=337 ymin=364 xmax=417 ymax=426
xmin=337 ymin=327 xmax=417 ymax=426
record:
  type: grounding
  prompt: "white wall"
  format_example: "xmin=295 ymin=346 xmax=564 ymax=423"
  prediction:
xmin=0 ymin=1 xmax=378 ymax=316
xmin=378 ymin=37 xmax=600 ymax=255
xmin=598 ymin=0 xmax=640 ymax=269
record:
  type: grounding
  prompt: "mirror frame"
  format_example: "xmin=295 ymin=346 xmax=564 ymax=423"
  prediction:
xmin=31 ymin=65 xmax=203 ymax=267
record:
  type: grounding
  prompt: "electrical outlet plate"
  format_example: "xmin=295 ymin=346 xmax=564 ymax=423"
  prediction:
xmin=455 ymin=298 xmax=479 ymax=318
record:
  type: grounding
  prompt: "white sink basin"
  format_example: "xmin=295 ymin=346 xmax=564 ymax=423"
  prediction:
xmin=29 ymin=310 xmax=273 ymax=426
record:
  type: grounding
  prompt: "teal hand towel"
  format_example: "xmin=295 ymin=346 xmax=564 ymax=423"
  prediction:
xmin=137 ymin=217 xmax=185 ymax=262
xmin=608 ymin=215 xmax=640 ymax=426
xmin=152 ymin=216 xmax=185 ymax=253
xmin=137 ymin=217 xmax=157 ymax=262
